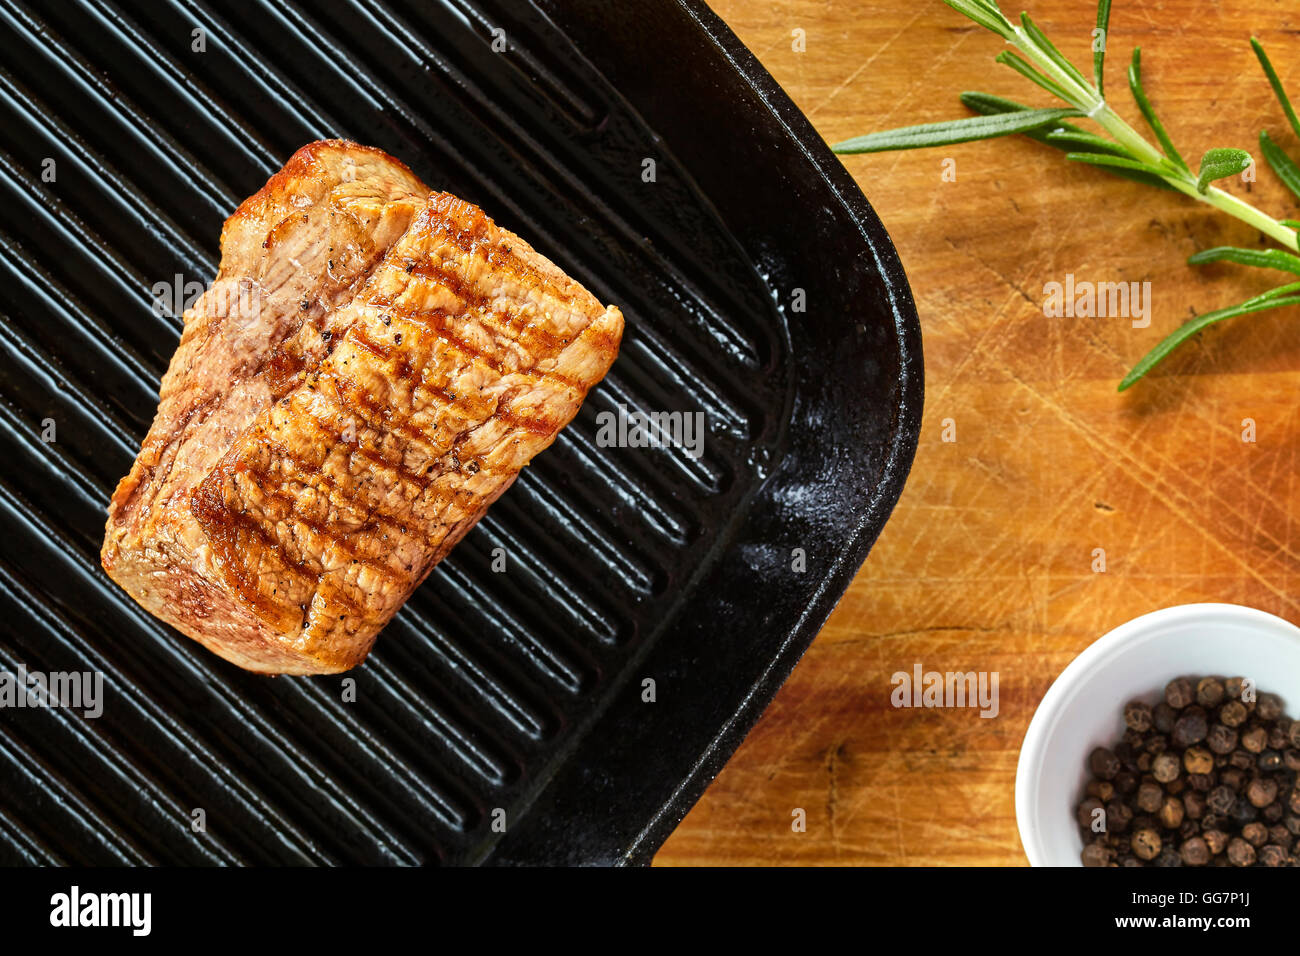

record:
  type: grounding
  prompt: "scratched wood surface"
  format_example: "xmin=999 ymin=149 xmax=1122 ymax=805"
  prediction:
xmin=654 ymin=0 xmax=1300 ymax=866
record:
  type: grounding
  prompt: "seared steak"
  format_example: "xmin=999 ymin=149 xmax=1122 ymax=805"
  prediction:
xmin=103 ymin=141 xmax=623 ymax=674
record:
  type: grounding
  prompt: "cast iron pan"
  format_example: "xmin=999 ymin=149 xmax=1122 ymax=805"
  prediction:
xmin=0 ymin=0 xmax=921 ymax=865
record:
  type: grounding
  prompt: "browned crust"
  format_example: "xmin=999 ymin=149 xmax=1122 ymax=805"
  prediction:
xmin=219 ymin=139 xmax=424 ymax=255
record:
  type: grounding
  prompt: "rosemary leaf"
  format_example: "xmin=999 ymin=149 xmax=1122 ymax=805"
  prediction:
xmin=1259 ymin=130 xmax=1300 ymax=200
xmin=958 ymin=91 xmax=1070 ymax=139
xmin=1120 ymin=290 xmax=1300 ymax=390
xmin=996 ymin=50 xmax=1076 ymax=102
xmin=942 ymin=0 xmax=1015 ymax=39
xmin=1251 ymin=38 xmax=1300 ymax=140
xmin=1195 ymin=147 xmax=1253 ymax=193
xmin=1044 ymin=128 xmax=1130 ymax=155
xmin=1187 ymin=246 xmax=1300 ymax=276
xmin=1128 ymin=48 xmax=1188 ymax=171
xmin=1094 ymin=0 xmax=1113 ymax=95
xmin=1019 ymin=13 xmax=1090 ymax=90
xmin=831 ymin=107 xmax=1080 ymax=153
xmin=1066 ymin=152 xmax=1167 ymax=176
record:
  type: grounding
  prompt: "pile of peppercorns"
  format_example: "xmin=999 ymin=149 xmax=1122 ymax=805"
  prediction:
xmin=1078 ymin=676 xmax=1300 ymax=866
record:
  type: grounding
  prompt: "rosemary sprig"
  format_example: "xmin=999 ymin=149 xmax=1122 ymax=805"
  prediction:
xmin=832 ymin=0 xmax=1300 ymax=390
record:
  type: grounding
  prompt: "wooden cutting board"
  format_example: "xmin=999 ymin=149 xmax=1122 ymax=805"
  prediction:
xmin=655 ymin=0 xmax=1300 ymax=866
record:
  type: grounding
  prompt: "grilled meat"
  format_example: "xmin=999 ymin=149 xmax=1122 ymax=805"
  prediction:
xmin=102 ymin=141 xmax=623 ymax=674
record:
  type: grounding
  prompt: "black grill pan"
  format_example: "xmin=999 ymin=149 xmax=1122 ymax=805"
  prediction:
xmin=0 ymin=0 xmax=921 ymax=865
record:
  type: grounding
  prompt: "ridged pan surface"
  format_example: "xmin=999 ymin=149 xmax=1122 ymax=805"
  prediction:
xmin=0 ymin=0 xmax=921 ymax=865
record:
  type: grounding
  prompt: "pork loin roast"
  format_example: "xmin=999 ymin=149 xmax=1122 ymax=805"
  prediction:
xmin=102 ymin=141 xmax=623 ymax=674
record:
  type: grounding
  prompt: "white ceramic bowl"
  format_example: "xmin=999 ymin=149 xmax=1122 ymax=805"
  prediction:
xmin=1015 ymin=603 xmax=1300 ymax=866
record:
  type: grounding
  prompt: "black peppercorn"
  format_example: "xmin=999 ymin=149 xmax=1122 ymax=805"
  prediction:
xmin=1247 ymin=777 xmax=1279 ymax=808
xmin=1241 ymin=725 xmax=1268 ymax=753
xmin=1180 ymin=836 xmax=1210 ymax=866
xmin=1259 ymin=693 xmax=1284 ymax=721
xmin=1089 ymin=747 xmax=1120 ymax=780
xmin=1106 ymin=800 xmax=1134 ymax=833
xmin=1220 ymin=700 xmax=1248 ymax=728
xmin=1124 ymin=700 xmax=1153 ymax=732
xmin=1225 ymin=677 xmax=1245 ymax=700
xmin=1183 ymin=790 xmax=1206 ymax=820
xmin=1086 ymin=779 xmax=1116 ymax=801
xmin=1206 ymin=724 xmax=1238 ymax=754
xmin=1166 ymin=677 xmax=1195 ymax=709
xmin=1081 ymin=842 xmax=1109 ymax=867
xmin=1268 ymin=825 xmax=1293 ymax=850
xmin=1242 ymin=821 xmax=1268 ymax=847
xmin=1114 ymin=770 xmax=1138 ymax=794
xmin=1159 ymin=796 xmax=1185 ymax=829
xmin=1227 ymin=837 xmax=1256 ymax=866
xmin=1193 ymin=676 xmax=1224 ymax=709
xmin=1172 ymin=711 xmax=1208 ymax=748
xmin=1285 ymin=749 xmax=1300 ymax=772
xmin=1258 ymin=750 xmax=1283 ymax=773
xmin=1237 ymin=822 xmax=1268 ymax=842
xmin=1182 ymin=746 xmax=1213 ymax=775
xmin=1132 ymin=828 xmax=1162 ymax=861
xmin=1203 ymin=829 xmax=1229 ymax=856
xmin=1153 ymin=752 xmax=1181 ymax=782
xmin=1258 ymin=844 xmax=1288 ymax=867
xmin=1136 ymin=782 xmax=1164 ymax=814
xmin=1207 ymin=785 xmax=1237 ymax=816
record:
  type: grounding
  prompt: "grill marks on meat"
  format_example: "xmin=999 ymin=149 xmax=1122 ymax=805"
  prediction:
xmin=101 ymin=142 xmax=432 ymax=673
xmin=192 ymin=195 xmax=623 ymax=670
xmin=104 ymin=142 xmax=428 ymax=542
xmin=103 ymin=142 xmax=624 ymax=674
